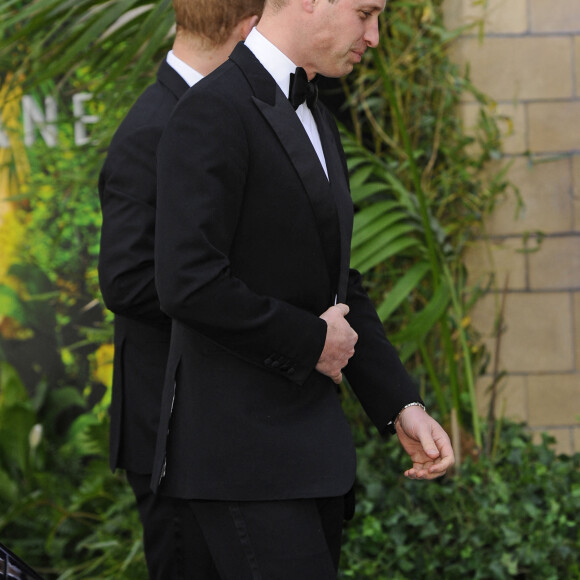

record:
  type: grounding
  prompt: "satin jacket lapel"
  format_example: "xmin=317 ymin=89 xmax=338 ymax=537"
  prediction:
xmin=231 ymin=44 xmax=341 ymax=302
xmin=312 ymin=105 xmax=353 ymax=304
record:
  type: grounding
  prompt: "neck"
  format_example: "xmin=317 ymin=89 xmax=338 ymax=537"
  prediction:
xmin=172 ymin=35 xmax=238 ymax=77
xmin=256 ymin=10 xmax=315 ymax=79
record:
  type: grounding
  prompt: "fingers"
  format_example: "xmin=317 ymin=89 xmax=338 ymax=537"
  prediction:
xmin=316 ymin=303 xmax=357 ymax=382
xmin=397 ymin=410 xmax=455 ymax=480
xmin=331 ymin=371 xmax=343 ymax=384
xmin=405 ymin=456 xmax=451 ymax=480
xmin=426 ymin=424 xmax=455 ymax=472
xmin=404 ymin=459 xmax=453 ymax=480
xmin=418 ymin=433 xmax=440 ymax=460
xmin=404 ymin=466 xmax=445 ymax=480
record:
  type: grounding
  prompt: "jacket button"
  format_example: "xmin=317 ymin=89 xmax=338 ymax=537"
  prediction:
xmin=264 ymin=358 xmax=272 ymax=366
xmin=271 ymin=360 xmax=281 ymax=368
xmin=287 ymin=368 xmax=295 ymax=376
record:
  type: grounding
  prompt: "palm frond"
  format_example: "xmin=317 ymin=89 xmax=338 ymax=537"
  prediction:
xmin=1 ymin=0 xmax=173 ymax=90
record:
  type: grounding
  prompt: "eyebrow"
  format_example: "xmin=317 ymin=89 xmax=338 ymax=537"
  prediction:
xmin=359 ymin=1 xmax=386 ymax=14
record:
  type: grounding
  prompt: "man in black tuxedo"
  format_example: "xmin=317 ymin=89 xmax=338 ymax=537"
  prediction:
xmin=153 ymin=0 xmax=455 ymax=577
xmin=97 ymin=1 xmax=263 ymax=577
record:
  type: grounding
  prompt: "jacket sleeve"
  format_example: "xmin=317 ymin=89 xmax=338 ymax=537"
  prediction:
xmin=154 ymin=88 xmax=326 ymax=385
xmin=343 ymin=271 xmax=423 ymax=435
xmin=322 ymin=108 xmax=422 ymax=432
xmin=98 ymin=120 xmax=169 ymax=324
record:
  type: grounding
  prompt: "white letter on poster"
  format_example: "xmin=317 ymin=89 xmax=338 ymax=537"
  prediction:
xmin=73 ymin=93 xmax=99 ymax=146
xmin=22 ymin=95 xmax=58 ymax=147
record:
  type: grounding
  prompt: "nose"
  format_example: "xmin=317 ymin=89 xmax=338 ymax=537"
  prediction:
xmin=364 ymin=17 xmax=380 ymax=48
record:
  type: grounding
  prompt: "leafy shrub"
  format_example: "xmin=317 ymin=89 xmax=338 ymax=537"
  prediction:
xmin=0 ymin=363 xmax=146 ymax=579
xmin=0 ymin=82 xmax=113 ymax=412
xmin=341 ymin=422 xmax=580 ymax=579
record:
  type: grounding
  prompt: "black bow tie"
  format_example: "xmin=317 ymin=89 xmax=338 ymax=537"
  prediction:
xmin=289 ymin=67 xmax=318 ymax=110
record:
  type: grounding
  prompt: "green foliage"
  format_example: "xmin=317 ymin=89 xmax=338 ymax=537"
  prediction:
xmin=342 ymin=0 xmax=515 ymax=445
xmin=23 ymin=142 xmax=102 ymax=297
xmin=15 ymin=68 xmax=125 ymax=298
xmin=0 ymin=258 xmax=108 ymax=409
xmin=0 ymin=361 xmax=86 ymax=501
xmin=1 ymin=19 xmax=139 ymax=577
xmin=0 ymin=362 xmax=36 ymax=501
xmin=0 ymin=0 xmax=173 ymax=97
xmin=0 ymin=71 xmax=115 ymax=402
xmin=0 ymin=363 xmax=146 ymax=579
xmin=341 ymin=423 xmax=580 ymax=579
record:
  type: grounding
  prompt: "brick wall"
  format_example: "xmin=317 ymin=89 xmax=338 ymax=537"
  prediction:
xmin=444 ymin=0 xmax=580 ymax=453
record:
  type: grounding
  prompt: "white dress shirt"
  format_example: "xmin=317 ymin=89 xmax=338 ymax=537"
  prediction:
xmin=166 ymin=49 xmax=204 ymax=88
xmin=245 ymin=28 xmax=329 ymax=179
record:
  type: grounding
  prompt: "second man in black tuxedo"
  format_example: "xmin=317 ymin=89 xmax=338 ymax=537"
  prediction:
xmin=97 ymin=0 xmax=263 ymax=577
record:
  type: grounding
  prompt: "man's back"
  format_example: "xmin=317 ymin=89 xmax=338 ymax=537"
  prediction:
xmin=98 ymin=61 xmax=188 ymax=474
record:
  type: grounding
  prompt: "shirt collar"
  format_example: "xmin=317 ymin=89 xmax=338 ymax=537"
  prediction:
xmin=244 ymin=27 xmax=297 ymax=99
xmin=166 ymin=50 xmax=204 ymax=87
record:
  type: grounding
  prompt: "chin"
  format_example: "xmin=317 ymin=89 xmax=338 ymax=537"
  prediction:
xmin=318 ymin=61 xmax=354 ymax=78
xmin=343 ymin=63 xmax=355 ymax=76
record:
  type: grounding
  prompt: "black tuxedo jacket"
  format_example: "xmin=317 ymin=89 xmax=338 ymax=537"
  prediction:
xmin=152 ymin=43 xmax=420 ymax=500
xmin=98 ymin=61 xmax=189 ymax=474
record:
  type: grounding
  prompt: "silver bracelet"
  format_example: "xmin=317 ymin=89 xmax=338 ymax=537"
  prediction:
xmin=385 ymin=401 xmax=426 ymax=434
xmin=395 ymin=402 xmax=426 ymax=424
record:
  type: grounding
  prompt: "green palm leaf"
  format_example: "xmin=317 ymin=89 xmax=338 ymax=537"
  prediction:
xmin=376 ymin=261 xmax=431 ymax=322
xmin=1 ymin=0 xmax=173 ymax=89
xmin=394 ymin=283 xmax=451 ymax=363
xmin=352 ymin=204 xmax=410 ymax=249
xmin=352 ymin=231 xmax=419 ymax=273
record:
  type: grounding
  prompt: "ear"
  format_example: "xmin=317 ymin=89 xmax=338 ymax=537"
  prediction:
xmin=239 ymin=14 xmax=260 ymax=40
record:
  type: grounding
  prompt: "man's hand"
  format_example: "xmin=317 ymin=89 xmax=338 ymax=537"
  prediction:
xmin=316 ymin=303 xmax=358 ymax=384
xmin=395 ymin=405 xmax=455 ymax=480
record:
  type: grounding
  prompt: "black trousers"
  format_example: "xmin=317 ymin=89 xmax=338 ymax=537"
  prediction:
xmin=185 ymin=495 xmax=347 ymax=580
xmin=126 ymin=471 xmax=220 ymax=579
xmin=129 ymin=470 xmax=351 ymax=579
